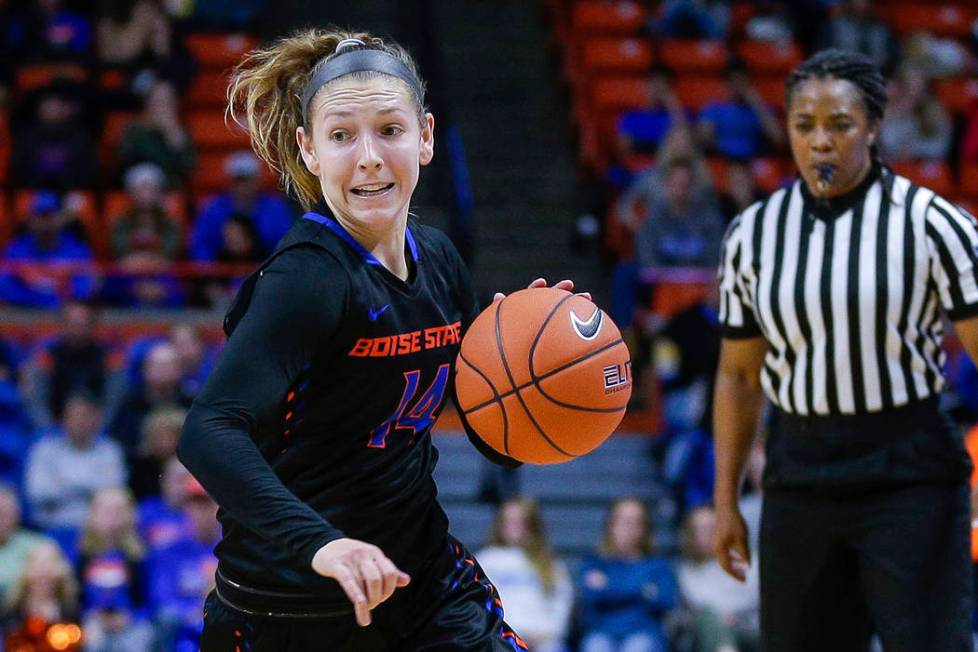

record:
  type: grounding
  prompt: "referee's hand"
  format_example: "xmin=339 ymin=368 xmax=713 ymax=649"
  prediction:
xmin=311 ymin=538 xmax=411 ymax=627
xmin=713 ymin=507 xmax=751 ymax=582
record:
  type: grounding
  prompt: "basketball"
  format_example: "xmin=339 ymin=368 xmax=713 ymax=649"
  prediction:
xmin=454 ymin=287 xmax=632 ymax=464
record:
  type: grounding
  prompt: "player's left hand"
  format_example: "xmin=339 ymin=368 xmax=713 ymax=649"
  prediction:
xmin=493 ymin=278 xmax=592 ymax=303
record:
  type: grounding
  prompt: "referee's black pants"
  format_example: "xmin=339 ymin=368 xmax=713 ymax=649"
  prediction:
xmin=759 ymin=400 xmax=974 ymax=652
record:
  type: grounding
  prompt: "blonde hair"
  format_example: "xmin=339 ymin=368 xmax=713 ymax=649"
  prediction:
xmin=5 ymin=540 xmax=79 ymax=615
xmin=226 ymin=27 xmax=428 ymax=211
xmin=599 ymin=496 xmax=654 ymax=557
xmin=79 ymin=487 xmax=145 ymax=561
xmin=140 ymin=405 xmax=188 ymax=457
xmin=487 ymin=497 xmax=558 ymax=594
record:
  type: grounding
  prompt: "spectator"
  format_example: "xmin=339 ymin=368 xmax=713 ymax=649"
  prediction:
xmin=1 ymin=540 xmax=81 ymax=650
xmin=654 ymin=0 xmax=729 ymax=39
xmin=717 ymin=160 xmax=764 ymax=225
xmin=902 ymin=31 xmax=973 ymax=79
xmin=0 ymin=192 xmax=96 ymax=309
xmin=146 ymin=476 xmax=219 ymax=652
xmin=184 ymin=0 xmax=266 ymax=31
xmin=191 ymin=150 xmax=293 ymax=261
xmin=742 ymin=1 xmax=795 ymax=45
xmin=137 ymin=457 xmax=191 ymax=552
xmin=11 ymin=87 xmax=95 ymax=189
xmin=880 ymin=66 xmax=952 ymax=162
xmin=0 ymin=484 xmax=52 ymax=599
xmin=634 ymin=157 xmax=725 ymax=271
xmin=22 ymin=299 xmax=106 ymax=431
xmin=117 ymin=80 xmax=195 ymax=186
xmin=108 ymin=341 xmax=191 ymax=455
xmin=477 ymin=497 xmax=573 ymax=652
xmin=579 ymin=497 xmax=677 ymax=652
xmin=110 ymin=163 xmax=182 ymax=261
xmin=24 ymin=391 xmax=126 ymax=530
xmin=617 ymin=69 xmax=688 ymax=158
xmin=76 ymin=487 xmax=146 ymax=612
xmin=129 ymin=406 xmax=186 ymax=500
xmin=960 ymin=102 xmax=978 ymax=165
xmin=5 ymin=0 xmax=91 ymax=62
xmin=695 ymin=60 xmax=784 ymax=160
xmin=80 ymin=586 xmax=156 ymax=652
xmin=169 ymin=323 xmax=213 ymax=400
xmin=817 ymin=0 xmax=899 ymax=73
xmin=677 ymin=506 xmax=760 ymax=652
xmin=95 ymin=0 xmax=171 ymax=101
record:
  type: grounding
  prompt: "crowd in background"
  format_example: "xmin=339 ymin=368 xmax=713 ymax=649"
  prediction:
xmin=0 ymin=0 xmax=977 ymax=651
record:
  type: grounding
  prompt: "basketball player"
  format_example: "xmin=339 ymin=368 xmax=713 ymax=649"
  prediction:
xmin=178 ymin=29 xmax=576 ymax=651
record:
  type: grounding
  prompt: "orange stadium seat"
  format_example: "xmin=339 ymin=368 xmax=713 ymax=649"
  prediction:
xmin=0 ymin=109 xmax=8 ymax=186
xmin=935 ymin=78 xmax=978 ymax=115
xmin=186 ymin=69 xmax=231 ymax=109
xmin=99 ymin=111 xmax=140 ymax=167
xmin=674 ymin=76 xmax=729 ymax=111
xmin=753 ymin=74 xmax=787 ymax=111
xmin=14 ymin=62 xmax=87 ymax=93
xmin=752 ymin=157 xmax=787 ymax=193
xmin=881 ymin=4 xmax=978 ymax=38
xmin=13 ymin=190 xmax=105 ymax=258
xmin=582 ymin=37 xmax=654 ymax=76
xmin=958 ymin=163 xmax=978 ymax=200
xmin=184 ymin=33 xmax=258 ymax=69
xmin=103 ymin=191 xmax=188 ymax=227
xmin=186 ymin=111 xmax=250 ymax=150
xmin=737 ymin=41 xmax=802 ymax=74
xmin=892 ymin=160 xmax=955 ymax=198
xmin=660 ymin=40 xmax=728 ymax=73
xmin=0 ymin=192 xmax=9 ymax=250
xmin=571 ymin=1 xmax=645 ymax=37
xmin=590 ymin=77 xmax=650 ymax=114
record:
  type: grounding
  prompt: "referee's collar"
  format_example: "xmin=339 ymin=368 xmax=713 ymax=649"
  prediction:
xmin=800 ymin=163 xmax=882 ymax=221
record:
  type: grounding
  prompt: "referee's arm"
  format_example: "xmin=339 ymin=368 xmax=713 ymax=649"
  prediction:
xmin=712 ymin=336 xmax=766 ymax=581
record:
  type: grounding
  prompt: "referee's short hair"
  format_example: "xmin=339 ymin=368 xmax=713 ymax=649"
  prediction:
xmin=785 ymin=49 xmax=888 ymax=126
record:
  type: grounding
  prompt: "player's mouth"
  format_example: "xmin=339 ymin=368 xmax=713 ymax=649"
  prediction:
xmin=351 ymin=183 xmax=394 ymax=197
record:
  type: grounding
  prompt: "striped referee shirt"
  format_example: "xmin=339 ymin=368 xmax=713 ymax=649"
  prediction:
xmin=718 ymin=165 xmax=978 ymax=416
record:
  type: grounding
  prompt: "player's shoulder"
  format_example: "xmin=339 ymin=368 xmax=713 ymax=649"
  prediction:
xmin=409 ymin=220 xmax=462 ymax=262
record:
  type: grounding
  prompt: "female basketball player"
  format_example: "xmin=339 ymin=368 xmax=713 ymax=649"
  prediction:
xmin=177 ymin=29 xmax=571 ymax=651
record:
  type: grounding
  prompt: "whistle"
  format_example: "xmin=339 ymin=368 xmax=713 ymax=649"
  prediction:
xmin=815 ymin=164 xmax=835 ymax=196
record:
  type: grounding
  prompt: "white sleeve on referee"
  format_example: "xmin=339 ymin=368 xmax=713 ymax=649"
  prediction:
xmin=718 ymin=207 xmax=762 ymax=338
xmin=925 ymin=196 xmax=978 ymax=321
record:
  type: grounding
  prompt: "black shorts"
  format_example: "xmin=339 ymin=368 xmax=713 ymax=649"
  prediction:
xmin=200 ymin=536 xmax=528 ymax=652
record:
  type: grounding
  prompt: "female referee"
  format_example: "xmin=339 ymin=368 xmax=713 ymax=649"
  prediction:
xmin=176 ymin=29 xmax=569 ymax=651
xmin=712 ymin=49 xmax=978 ymax=651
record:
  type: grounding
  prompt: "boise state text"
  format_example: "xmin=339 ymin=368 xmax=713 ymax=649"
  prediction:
xmin=349 ymin=321 xmax=462 ymax=357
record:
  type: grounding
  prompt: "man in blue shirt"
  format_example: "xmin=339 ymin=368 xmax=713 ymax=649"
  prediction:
xmin=0 ymin=192 xmax=95 ymax=309
xmin=190 ymin=151 xmax=294 ymax=261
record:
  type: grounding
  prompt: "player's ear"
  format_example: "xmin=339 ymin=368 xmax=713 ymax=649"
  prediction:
xmin=419 ymin=113 xmax=434 ymax=166
xmin=297 ymin=126 xmax=320 ymax=175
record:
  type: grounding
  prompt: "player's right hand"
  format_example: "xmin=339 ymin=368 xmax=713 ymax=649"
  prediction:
xmin=311 ymin=538 xmax=411 ymax=627
xmin=713 ymin=506 xmax=751 ymax=582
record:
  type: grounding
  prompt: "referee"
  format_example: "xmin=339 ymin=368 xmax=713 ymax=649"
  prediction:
xmin=712 ymin=49 xmax=978 ymax=651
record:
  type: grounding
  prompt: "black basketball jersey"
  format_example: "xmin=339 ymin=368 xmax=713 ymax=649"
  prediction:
xmin=178 ymin=208 xmax=492 ymax=617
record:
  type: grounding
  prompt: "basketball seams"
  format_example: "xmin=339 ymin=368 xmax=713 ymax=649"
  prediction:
xmin=494 ymin=295 xmax=574 ymax=459
xmin=464 ymin=338 xmax=629 ymax=414
xmin=457 ymin=351 xmax=508 ymax=451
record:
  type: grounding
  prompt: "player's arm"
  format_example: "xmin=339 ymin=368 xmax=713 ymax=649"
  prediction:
xmin=178 ymin=246 xmax=347 ymax=561
xmin=955 ymin=316 xmax=978 ymax=368
xmin=712 ymin=335 xmax=766 ymax=581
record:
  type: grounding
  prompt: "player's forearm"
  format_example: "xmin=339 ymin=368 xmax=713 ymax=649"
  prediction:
xmin=712 ymin=368 xmax=764 ymax=509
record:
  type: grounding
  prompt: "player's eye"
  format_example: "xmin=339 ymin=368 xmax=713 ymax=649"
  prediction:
xmin=329 ymin=130 xmax=349 ymax=143
xmin=381 ymin=124 xmax=404 ymax=136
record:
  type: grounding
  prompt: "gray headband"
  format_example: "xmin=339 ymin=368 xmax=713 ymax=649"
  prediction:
xmin=301 ymin=48 xmax=424 ymax=125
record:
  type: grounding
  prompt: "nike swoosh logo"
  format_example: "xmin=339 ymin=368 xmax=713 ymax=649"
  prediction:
xmin=570 ymin=306 xmax=603 ymax=340
xmin=368 ymin=304 xmax=391 ymax=321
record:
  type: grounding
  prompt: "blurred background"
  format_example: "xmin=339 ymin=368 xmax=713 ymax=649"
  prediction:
xmin=0 ymin=0 xmax=976 ymax=650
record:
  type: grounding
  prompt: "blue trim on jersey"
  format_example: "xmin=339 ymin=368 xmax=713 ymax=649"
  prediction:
xmin=302 ymin=211 xmax=420 ymax=266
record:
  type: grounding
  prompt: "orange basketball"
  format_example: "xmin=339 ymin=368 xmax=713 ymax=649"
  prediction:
xmin=454 ymin=287 xmax=632 ymax=464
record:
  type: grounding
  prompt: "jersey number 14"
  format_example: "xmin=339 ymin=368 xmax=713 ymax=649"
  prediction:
xmin=368 ymin=364 xmax=451 ymax=448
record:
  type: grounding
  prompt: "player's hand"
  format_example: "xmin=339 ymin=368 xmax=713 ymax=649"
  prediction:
xmin=713 ymin=506 xmax=751 ymax=582
xmin=311 ymin=538 xmax=411 ymax=627
xmin=493 ymin=278 xmax=592 ymax=303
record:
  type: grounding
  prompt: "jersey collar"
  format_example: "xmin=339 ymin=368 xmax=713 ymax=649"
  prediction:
xmin=302 ymin=202 xmax=420 ymax=267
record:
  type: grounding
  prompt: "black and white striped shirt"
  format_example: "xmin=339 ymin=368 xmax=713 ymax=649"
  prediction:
xmin=718 ymin=166 xmax=978 ymax=416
